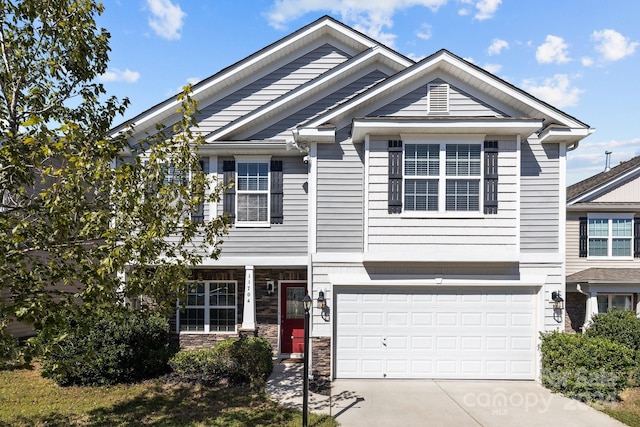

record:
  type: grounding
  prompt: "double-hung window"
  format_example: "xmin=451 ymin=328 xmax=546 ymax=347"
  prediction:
xmin=403 ymin=140 xmax=481 ymax=213
xmin=588 ymin=215 xmax=633 ymax=257
xmin=236 ymin=161 xmax=269 ymax=225
xmin=178 ymin=281 xmax=237 ymax=333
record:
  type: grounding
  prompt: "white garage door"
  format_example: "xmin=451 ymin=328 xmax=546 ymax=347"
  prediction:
xmin=335 ymin=288 xmax=537 ymax=380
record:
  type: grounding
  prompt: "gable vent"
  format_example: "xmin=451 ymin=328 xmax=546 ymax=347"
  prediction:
xmin=427 ymin=83 xmax=449 ymax=114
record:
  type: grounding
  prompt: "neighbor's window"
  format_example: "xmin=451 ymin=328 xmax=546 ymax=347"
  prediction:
xmin=236 ymin=162 xmax=269 ymax=224
xmin=404 ymin=142 xmax=481 ymax=212
xmin=597 ymin=294 xmax=633 ymax=313
xmin=588 ymin=216 xmax=633 ymax=257
xmin=178 ymin=281 xmax=237 ymax=333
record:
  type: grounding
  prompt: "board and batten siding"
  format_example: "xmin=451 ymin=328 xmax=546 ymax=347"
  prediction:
xmin=214 ymin=156 xmax=308 ymax=258
xmin=249 ymin=70 xmax=389 ymax=141
xmin=371 ymin=80 xmax=506 ymax=117
xmin=365 ymin=135 xmax=519 ymax=255
xmin=196 ymin=44 xmax=351 ymax=134
xmin=565 ymin=212 xmax=640 ymax=276
xmin=316 ymin=131 xmax=364 ymax=252
xmin=590 ymin=177 xmax=640 ymax=202
xmin=520 ymin=140 xmax=560 ymax=252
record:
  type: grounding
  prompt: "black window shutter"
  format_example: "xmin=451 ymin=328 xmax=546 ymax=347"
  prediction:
xmin=270 ymin=160 xmax=283 ymax=224
xmin=223 ymin=160 xmax=235 ymax=222
xmin=388 ymin=140 xmax=403 ymax=214
xmin=634 ymin=217 xmax=640 ymax=258
xmin=484 ymin=141 xmax=498 ymax=214
xmin=191 ymin=159 xmax=206 ymax=223
xmin=579 ymin=216 xmax=587 ymax=257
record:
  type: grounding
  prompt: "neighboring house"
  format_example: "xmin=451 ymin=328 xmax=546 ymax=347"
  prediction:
xmin=565 ymin=156 xmax=640 ymax=333
xmin=113 ymin=16 xmax=593 ymax=381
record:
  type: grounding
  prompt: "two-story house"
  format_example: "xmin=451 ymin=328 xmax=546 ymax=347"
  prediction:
xmin=113 ymin=16 xmax=592 ymax=381
xmin=565 ymin=156 xmax=640 ymax=332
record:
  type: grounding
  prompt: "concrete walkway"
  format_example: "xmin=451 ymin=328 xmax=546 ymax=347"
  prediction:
xmin=266 ymin=361 xmax=626 ymax=427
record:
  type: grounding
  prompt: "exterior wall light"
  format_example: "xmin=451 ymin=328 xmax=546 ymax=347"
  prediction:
xmin=551 ymin=291 xmax=564 ymax=310
xmin=266 ymin=279 xmax=275 ymax=295
xmin=317 ymin=290 xmax=325 ymax=309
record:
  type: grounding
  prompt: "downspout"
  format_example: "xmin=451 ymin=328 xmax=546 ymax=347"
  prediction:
xmin=576 ymin=284 xmax=590 ymax=332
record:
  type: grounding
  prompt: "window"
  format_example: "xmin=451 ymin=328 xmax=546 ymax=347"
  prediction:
xmin=222 ymin=159 xmax=283 ymax=226
xmin=588 ymin=216 xmax=633 ymax=257
xmin=178 ymin=281 xmax=237 ymax=333
xmin=403 ymin=142 xmax=481 ymax=212
xmin=597 ymin=294 xmax=633 ymax=313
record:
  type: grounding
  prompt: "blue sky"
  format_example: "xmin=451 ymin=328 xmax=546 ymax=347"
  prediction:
xmin=98 ymin=0 xmax=640 ymax=185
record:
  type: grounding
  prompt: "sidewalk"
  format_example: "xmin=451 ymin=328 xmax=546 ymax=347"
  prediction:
xmin=265 ymin=360 xmax=332 ymax=415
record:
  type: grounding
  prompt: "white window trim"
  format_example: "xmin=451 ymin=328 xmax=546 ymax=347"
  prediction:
xmin=234 ymin=156 xmax=271 ymax=228
xmin=177 ymin=281 xmax=238 ymax=334
xmin=400 ymin=135 xmax=484 ymax=217
xmin=587 ymin=213 xmax=634 ymax=259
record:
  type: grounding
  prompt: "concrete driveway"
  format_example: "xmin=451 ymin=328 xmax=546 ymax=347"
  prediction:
xmin=266 ymin=361 xmax=626 ymax=427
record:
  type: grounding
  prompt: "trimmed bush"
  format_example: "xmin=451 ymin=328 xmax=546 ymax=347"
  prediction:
xmin=169 ymin=336 xmax=273 ymax=388
xmin=540 ymin=331 xmax=635 ymax=401
xmin=585 ymin=310 xmax=640 ymax=351
xmin=40 ymin=307 xmax=175 ymax=386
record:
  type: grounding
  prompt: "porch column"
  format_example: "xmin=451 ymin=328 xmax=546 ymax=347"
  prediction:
xmin=241 ymin=265 xmax=256 ymax=330
xmin=584 ymin=292 xmax=598 ymax=328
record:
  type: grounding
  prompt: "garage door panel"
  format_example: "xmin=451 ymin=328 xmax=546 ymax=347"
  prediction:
xmin=335 ymin=288 xmax=537 ymax=379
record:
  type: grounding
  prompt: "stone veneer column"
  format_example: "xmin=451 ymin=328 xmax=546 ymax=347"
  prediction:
xmin=241 ymin=265 xmax=256 ymax=330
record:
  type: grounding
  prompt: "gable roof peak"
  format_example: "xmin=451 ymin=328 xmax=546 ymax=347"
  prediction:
xmin=567 ymin=155 xmax=640 ymax=203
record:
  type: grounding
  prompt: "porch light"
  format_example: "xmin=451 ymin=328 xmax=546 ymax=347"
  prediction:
xmin=266 ymin=279 xmax=275 ymax=295
xmin=317 ymin=290 xmax=325 ymax=309
xmin=551 ymin=291 xmax=564 ymax=310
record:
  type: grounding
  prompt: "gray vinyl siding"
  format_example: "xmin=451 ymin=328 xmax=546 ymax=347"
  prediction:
xmin=215 ymin=157 xmax=308 ymax=258
xmin=249 ymin=70 xmax=389 ymax=140
xmin=316 ymin=130 xmax=364 ymax=252
xmin=372 ymin=80 xmax=506 ymax=117
xmin=520 ymin=141 xmax=560 ymax=252
xmin=366 ymin=135 xmax=518 ymax=253
xmin=566 ymin=211 xmax=640 ymax=276
xmin=196 ymin=44 xmax=351 ymax=134
xmin=592 ymin=178 xmax=640 ymax=202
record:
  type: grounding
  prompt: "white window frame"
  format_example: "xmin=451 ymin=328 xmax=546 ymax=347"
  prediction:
xmin=587 ymin=213 xmax=634 ymax=259
xmin=234 ymin=156 xmax=271 ymax=228
xmin=177 ymin=281 xmax=238 ymax=334
xmin=401 ymin=135 xmax=484 ymax=217
xmin=597 ymin=293 xmax=633 ymax=313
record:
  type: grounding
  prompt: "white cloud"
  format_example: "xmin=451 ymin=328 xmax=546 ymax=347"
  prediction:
xmin=581 ymin=56 xmax=594 ymax=67
xmin=592 ymin=29 xmax=639 ymax=61
xmin=265 ymin=0 xmax=447 ymax=46
xmin=175 ymin=77 xmax=201 ymax=93
xmin=567 ymin=138 xmax=640 ymax=184
xmin=416 ymin=23 xmax=432 ymax=40
xmin=99 ymin=68 xmax=140 ymax=83
xmin=521 ymin=74 xmax=583 ymax=108
xmin=474 ymin=0 xmax=501 ymax=20
xmin=483 ymin=63 xmax=502 ymax=74
xmin=487 ymin=38 xmax=508 ymax=55
xmin=147 ymin=0 xmax=186 ymax=40
xmin=536 ymin=35 xmax=570 ymax=64
xmin=407 ymin=53 xmax=426 ymax=62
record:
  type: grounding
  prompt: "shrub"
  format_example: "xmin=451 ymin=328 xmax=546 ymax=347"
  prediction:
xmin=540 ymin=331 xmax=635 ymax=401
xmin=585 ymin=310 xmax=640 ymax=351
xmin=169 ymin=336 xmax=273 ymax=388
xmin=40 ymin=307 xmax=175 ymax=386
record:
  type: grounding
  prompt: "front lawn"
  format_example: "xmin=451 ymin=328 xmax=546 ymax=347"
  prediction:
xmin=596 ymin=388 xmax=640 ymax=427
xmin=0 ymin=365 xmax=337 ymax=426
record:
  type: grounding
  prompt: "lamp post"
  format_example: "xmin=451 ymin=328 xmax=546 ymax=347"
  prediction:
xmin=302 ymin=294 xmax=312 ymax=427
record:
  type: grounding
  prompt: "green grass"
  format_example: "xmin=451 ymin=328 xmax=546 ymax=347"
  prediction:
xmin=0 ymin=365 xmax=337 ymax=426
xmin=594 ymin=388 xmax=640 ymax=427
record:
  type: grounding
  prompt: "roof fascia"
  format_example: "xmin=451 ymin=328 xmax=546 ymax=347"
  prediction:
xmin=567 ymin=166 xmax=640 ymax=205
xmin=110 ymin=16 xmax=381 ymax=138
xmin=304 ymin=50 xmax=591 ymax=132
xmin=204 ymin=47 xmax=410 ymax=142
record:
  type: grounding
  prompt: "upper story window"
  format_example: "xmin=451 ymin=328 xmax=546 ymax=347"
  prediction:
xmin=222 ymin=158 xmax=284 ymax=227
xmin=403 ymin=142 xmax=481 ymax=213
xmin=588 ymin=215 xmax=633 ymax=257
xmin=237 ymin=162 xmax=269 ymax=224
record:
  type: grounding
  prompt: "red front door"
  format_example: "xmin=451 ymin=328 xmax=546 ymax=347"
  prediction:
xmin=280 ymin=283 xmax=306 ymax=354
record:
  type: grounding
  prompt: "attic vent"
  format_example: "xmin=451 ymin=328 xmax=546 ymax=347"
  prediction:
xmin=427 ymin=83 xmax=449 ymax=114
